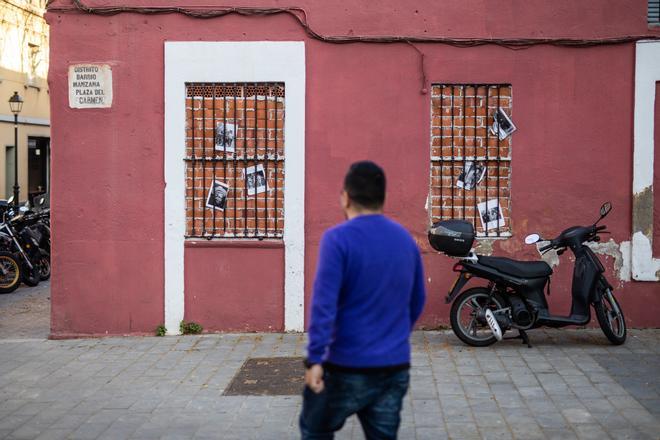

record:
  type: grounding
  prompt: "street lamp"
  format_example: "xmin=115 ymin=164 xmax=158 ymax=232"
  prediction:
xmin=8 ymin=91 xmax=23 ymax=206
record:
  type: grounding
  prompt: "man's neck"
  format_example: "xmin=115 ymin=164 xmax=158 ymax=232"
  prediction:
xmin=346 ymin=209 xmax=383 ymax=220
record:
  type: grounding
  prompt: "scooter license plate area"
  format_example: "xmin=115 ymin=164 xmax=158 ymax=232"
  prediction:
xmin=449 ymin=274 xmax=461 ymax=293
xmin=445 ymin=273 xmax=471 ymax=304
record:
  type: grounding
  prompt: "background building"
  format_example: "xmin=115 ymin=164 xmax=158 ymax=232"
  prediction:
xmin=0 ymin=0 xmax=50 ymax=203
xmin=45 ymin=0 xmax=660 ymax=337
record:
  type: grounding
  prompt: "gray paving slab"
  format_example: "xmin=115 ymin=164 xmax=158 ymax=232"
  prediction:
xmin=0 ymin=327 xmax=658 ymax=439
xmin=592 ymin=352 xmax=660 ymax=417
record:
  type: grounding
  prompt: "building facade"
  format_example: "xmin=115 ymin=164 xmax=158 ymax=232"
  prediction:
xmin=0 ymin=0 xmax=50 ymax=202
xmin=46 ymin=0 xmax=660 ymax=337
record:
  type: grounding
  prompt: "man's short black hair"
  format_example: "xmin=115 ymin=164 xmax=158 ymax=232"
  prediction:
xmin=343 ymin=161 xmax=386 ymax=210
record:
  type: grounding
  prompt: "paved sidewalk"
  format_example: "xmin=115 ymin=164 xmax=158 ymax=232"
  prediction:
xmin=0 ymin=329 xmax=659 ymax=439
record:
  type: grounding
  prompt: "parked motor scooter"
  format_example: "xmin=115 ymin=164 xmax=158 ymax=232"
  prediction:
xmin=429 ymin=202 xmax=626 ymax=347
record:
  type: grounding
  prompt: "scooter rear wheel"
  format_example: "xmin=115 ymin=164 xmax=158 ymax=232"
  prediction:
xmin=450 ymin=287 xmax=506 ymax=347
xmin=37 ymin=252 xmax=50 ymax=281
xmin=595 ymin=289 xmax=626 ymax=345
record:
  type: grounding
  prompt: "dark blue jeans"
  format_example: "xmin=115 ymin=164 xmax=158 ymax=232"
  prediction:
xmin=299 ymin=368 xmax=410 ymax=440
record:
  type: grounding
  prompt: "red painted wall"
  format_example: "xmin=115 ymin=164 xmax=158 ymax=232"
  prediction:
xmin=184 ymin=243 xmax=284 ymax=332
xmin=46 ymin=0 xmax=660 ymax=336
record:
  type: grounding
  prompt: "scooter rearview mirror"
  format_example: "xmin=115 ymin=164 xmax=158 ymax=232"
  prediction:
xmin=600 ymin=202 xmax=612 ymax=218
xmin=524 ymin=233 xmax=541 ymax=245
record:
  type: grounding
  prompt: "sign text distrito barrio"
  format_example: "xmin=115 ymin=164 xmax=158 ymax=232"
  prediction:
xmin=68 ymin=64 xmax=113 ymax=109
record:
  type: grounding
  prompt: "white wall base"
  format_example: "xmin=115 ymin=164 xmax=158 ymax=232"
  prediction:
xmin=632 ymin=41 xmax=660 ymax=282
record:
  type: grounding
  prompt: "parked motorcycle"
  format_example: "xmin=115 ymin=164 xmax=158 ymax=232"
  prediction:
xmin=11 ymin=209 xmax=51 ymax=257
xmin=0 ymin=197 xmax=50 ymax=286
xmin=429 ymin=202 xmax=626 ymax=347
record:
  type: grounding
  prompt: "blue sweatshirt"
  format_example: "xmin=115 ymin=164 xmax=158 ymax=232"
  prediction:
xmin=307 ymin=214 xmax=426 ymax=368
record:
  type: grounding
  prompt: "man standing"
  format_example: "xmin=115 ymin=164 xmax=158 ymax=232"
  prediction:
xmin=300 ymin=161 xmax=426 ymax=440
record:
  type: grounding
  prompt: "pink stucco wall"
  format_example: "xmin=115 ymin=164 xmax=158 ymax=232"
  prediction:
xmin=46 ymin=0 xmax=660 ymax=336
xmin=184 ymin=243 xmax=284 ymax=332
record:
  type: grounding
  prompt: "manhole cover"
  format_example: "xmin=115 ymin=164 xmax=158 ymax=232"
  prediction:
xmin=223 ymin=357 xmax=305 ymax=396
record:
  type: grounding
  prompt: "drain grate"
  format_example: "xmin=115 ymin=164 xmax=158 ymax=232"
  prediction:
xmin=223 ymin=357 xmax=305 ymax=396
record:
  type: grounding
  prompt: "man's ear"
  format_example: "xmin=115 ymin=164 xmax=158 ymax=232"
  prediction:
xmin=340 ymin=190 xmax=350 ymax=211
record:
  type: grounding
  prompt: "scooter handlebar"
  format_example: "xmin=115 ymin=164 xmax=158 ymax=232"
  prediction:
xmin=539 ymin=242 xmax=554 ymax=252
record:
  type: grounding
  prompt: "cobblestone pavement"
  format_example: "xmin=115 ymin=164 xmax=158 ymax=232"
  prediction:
xmin=0 ymin=281 xmax=49 ymax=340
xmin=0 ymin=328 xmax=658 ymax=439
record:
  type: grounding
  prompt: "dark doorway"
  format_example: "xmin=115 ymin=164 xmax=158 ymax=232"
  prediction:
xmin=27 ymin=137 xmax=49 ymax=202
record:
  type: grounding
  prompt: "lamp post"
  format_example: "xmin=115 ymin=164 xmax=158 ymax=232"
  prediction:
xmin=8 ymin=92 xmax=23 ymax=206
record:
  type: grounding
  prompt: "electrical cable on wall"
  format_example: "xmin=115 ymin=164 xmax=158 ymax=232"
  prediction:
xmin=47 ymin=0 xmax=660 ymax=93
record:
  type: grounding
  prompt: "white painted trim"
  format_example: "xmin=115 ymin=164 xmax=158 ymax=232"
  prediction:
xmin=0 ymin=114 xmax=50 ymax=126
xmin=632 ymin=40 xmax=660 ymax=281
xmin=164 ymin=42 xmax=306 ymax=334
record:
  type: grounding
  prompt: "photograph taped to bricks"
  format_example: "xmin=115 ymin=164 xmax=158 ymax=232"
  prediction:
xmin=430 ymin=84 xmax=512 ymax=236
xmin=490 ymin=107 xmax=517 ymax=140
xmin=185 ymin=82 xmax=285 ymax=239
xmin=206 ymin=180 xmax=229 ymax=211
xmin=456 ymin=161 xmax=486 ymax=190
xmin=243 ymin=164 xmax=267 ymax=196
xmin=478 ymin=199 xmax=505 ymax=231
xmin=215 ymin=122 xmax=236 ymax=153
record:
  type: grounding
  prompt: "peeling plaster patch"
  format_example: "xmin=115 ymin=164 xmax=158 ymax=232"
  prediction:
xmin=474 ymin=239 xmax=495 ymax=256
xmin=587 ymin=239 xmax=631 ymax=282
xmin=535 ymin=239 xmax=633 ymax=282
xmin=632 ymin=185 xmax=654 ymax=237
xmin=427 ymin=277 xmax=432 ymax=284
xmin=632 ymin=231 xmax=660 ymax=281
xmin=424 ymin=193 xmax=430 ymax=212
xmin=536 ymin=242 xmax=560 ymax=269
xmin=619 ymin=241 xmax=632 ymax=282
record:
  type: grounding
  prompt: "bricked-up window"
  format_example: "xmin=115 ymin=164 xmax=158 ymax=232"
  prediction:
xmin=185 ymin=83 xmax=284 ymax=239
xmin=430 ymin=84 xmax=512 ymax=236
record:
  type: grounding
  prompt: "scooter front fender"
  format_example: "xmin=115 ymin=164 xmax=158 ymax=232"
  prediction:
xmin=445 ymin=272 xmax=471 ymax=304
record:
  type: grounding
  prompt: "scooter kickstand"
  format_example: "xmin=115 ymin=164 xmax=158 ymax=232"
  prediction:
xmin=504 ymin=329 xmax=533 ymax=348
xmin=518 ymin=330 xmax=532 ymax=348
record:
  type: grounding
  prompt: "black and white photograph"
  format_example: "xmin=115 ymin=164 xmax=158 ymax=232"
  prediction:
xmin=456 ymin=161 xmax=487 ymax=190
xmin=489 ymin=108 xmax=517 ymax=140
xmin=215 ymin=122 xmax=236 ymax=153
xmin=477 ymin=199 xmax=505 ymax=231
xmin=243 ymin=164 xmax=268 ymax=196
xmin=205 ymin=180 xmax=229 ymax=211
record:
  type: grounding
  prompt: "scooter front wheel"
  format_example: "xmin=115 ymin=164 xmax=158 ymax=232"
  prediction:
xmin=595 ymin=289 xmax=626 ymax=345
xmin=0 ymin=252 xmax=21 ymax=294
xmin=450 ymin=287 xmax=507 ymax=347
xmin=21 ymin=263 xmax=40 ymax=287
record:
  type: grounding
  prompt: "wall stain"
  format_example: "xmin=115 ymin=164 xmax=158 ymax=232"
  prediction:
xmin=632 ymin=185 xmax=653 ymax=237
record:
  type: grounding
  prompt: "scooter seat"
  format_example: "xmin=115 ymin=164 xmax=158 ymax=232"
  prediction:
xmin=478 ymin=256 xmax=552 ymax=278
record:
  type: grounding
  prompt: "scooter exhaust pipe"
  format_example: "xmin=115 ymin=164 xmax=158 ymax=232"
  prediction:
xmin=485 ymin=309 xmax=503 ymax=341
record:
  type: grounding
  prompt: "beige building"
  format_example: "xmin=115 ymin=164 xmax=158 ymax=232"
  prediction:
xmin=0 ymin=0 xmax=49 ymax=202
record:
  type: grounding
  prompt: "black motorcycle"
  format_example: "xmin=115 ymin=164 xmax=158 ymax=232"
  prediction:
xmin=429 ymin=202 xmax=626 ymax=347
xmin=0 ymin=212 xmax=47 ymax=287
